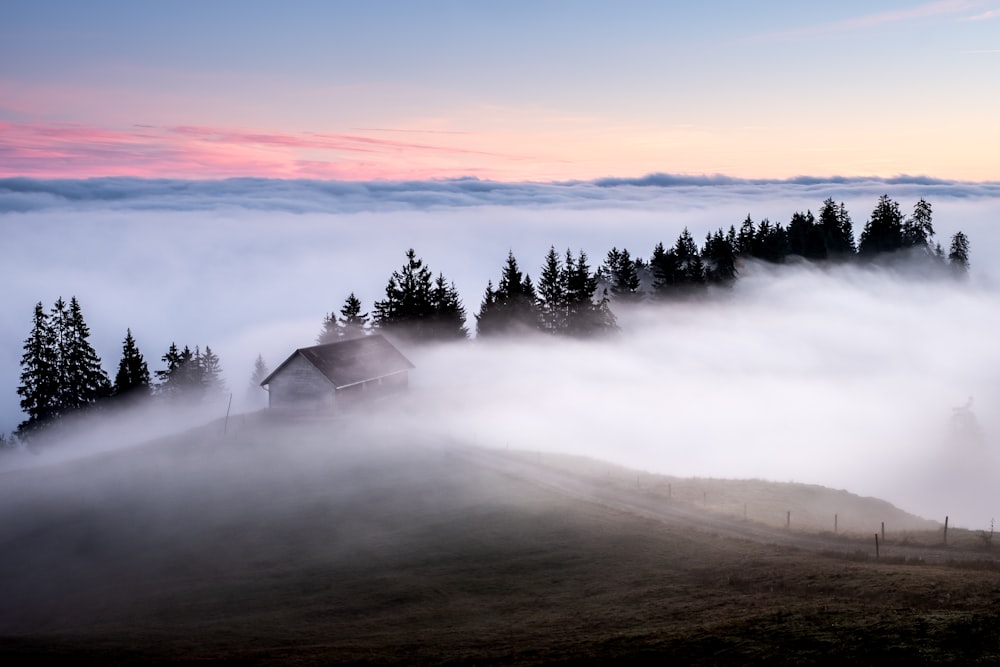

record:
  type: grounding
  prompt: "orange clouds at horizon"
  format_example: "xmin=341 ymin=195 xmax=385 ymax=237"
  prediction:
xmin=1 ymin=118 xmax=996 ymax=183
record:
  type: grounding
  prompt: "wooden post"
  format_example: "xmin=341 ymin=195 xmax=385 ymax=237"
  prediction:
xmin=875 ymin=533 xmax=880 ymax=559
xmin=881 ymin=521 xmax=885 ymax=542
xmin=223 ymin=393 xmax=233 ymax=435
xmin=786 ymin=511 xmax=791 ymax=530
xmin=834 ymin=514 xmax=838 ymax=534
xmin=944 ymin=516 xmax=949 ymax=545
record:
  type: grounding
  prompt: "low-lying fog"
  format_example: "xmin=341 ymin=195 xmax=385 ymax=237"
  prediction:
xmin=3 ymin=177 xmax=1000 ymax=529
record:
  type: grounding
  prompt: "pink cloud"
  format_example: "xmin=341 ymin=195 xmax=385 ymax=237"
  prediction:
xmin=0 ymin=120 xmax=530 ymax=180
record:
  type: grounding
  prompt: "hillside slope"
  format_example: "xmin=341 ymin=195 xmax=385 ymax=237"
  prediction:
xmin=1 ymin=417 xmax=998 ymax=664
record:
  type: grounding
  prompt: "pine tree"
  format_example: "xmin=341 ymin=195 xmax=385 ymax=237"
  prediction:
xmin=113 ymin=328 xmax=151 ymax=399
xmin=859 ymin=195 xmax=904 ymax=256
xmin=903 ymin=198 xmax=935 ymax=249
xmin=949 ymin=231 xmax=970 ymax=275
xmin=649 ymin=241 xmax=681 ymax=297
xmin=674 ymin=228 xmax=706 ymax=284
xmin=317 ymin=312 xmax=338 ymax=344
xmin=60 ymin=297 xmax=111 ymax=410
xmin=476 ymin=252 xmax=541 ymax=337
xmin=372 ymin=249 xmax=434 ymax=337
xmin=603 ymin=247 xmax=641 ymax=301
xmin=246 ymin=354 xmax=270 ymax=406
xmin=16 ymin=303 xmax=59 ymax=436
xmin=429 ymin=273 xmax=469 ymax=340
xmin=200 ymin=345 xmax=226 ymax=399
xmin=702 ymin=229 xmax=737 ymax=284
xmin=818 ymin=199 xmax=856 ymax=257
xmin=736 ymin=215 xmax=756 ymax=256
xmin=786 ymin=211 xmax=825 ymax=260
xmin=536 ymin=246 xmax=567 ymax=333
xmin=318 ymin=293 xmax=369 ymax=343
xmin=339 ymin=293 xmax=369 ymax=340
xmin=156 ymin=343 xmax=196 ymax=400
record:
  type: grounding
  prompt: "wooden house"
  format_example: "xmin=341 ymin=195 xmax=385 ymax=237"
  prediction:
xmin=260 ymin=334 xmax=414 ymax=410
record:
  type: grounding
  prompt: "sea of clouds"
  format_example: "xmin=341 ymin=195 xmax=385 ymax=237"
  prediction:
xmin=3 ymin=175 xmax=999 ymax=526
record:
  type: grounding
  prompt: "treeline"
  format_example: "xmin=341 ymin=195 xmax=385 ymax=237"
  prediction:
xmin=320 ymin=195 xmax=971 ymax=344
xmin=10 ymin=194 xmax=971 ymax=444
xmin=14 ymin=296 xmax=227 ymax=440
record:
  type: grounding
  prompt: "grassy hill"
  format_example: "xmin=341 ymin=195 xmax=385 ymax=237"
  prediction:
xmin=1 ymin=416 xmax=998 ymax=664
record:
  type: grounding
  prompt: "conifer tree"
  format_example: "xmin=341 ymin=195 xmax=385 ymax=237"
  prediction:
xmin=60 ymin=297 xmax=111 ymax=410
xmin=818 ymin=198 xmax=856 ymax=257
xmin=536 ymin=246 xmax=567 ymax=333
xmin=113 ymin=328 xmax=151 ymax=399
xmin=903 ymin=198 xmax=935 ymax=249
xmin=373 ymin=249 xmax=465 ymax=341
xmin=649 ymin=241 xmax=681 ymax=296
xmin=602 ymin=247 xmax=641 ymax=301
xmin=338 ymin=292 xmax=369 ymax=340
xmin=674 ymin=228 xmax=706 ymax=284
xmin=429 ymin=273 xmax=469 ymax=340
xmin=199 ymin=345 xmax=227 ymax=399
xmin=786 ymin=211 xmax=826 ymax=260
xmin=318 ymin=293 xmax=369 ymax=343
xmin=949 ymin=231 xmax=970 ymax=275
xmin=476 ymin=252 xmax=539 ymax=336
xmin=246 ymin=354 xmax=270 ymax=406
xmin=859 ymin=194 xmax=904 ymax=256
xmin=373 ymin=248 xmax=433 ymax=335
xmin=736 ymin=215 xmax=756 ymax=256
xmin=16 ymin=303 xmax=59 ymax=436
xmin=702 ymin=229 xmax=737 ymax=284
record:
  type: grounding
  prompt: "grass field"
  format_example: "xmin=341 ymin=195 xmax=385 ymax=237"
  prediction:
xmin=1 ymin=417 xmax=998 ymax=664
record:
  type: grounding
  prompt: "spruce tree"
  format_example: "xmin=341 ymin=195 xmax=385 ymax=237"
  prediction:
xmin=536 ymin=246 xmax=567 ymax=333
xmin=818 ymin=198 xmax=856 ymax=257
xmin=61 ymin=296 xmax=111 ymax=410
xmin=786 ymin=211 xmax=825 ymax=260
xmin=200 ymin=346 xmax=226 ymax=399
xmin=429 ymin=273 xmax=469 ymax=340
xmin=246 ymin=354 xmax=270 ymax=406
xmin=477 ymin=252 xmax=539 ymax=337
xmin=373 ymin=249 xmax=434 ymax=336
xmin=603 ymin=247 xmax=641 ymax=301
xmin=318 ymin=293 xmax=369 ymax=343
xmin=649 ymin=241 xmax=681 ymax=296
xmin=949 ymin=231 xmax=970 ymax=275
xmin=702 ymin=229 xmax=737 ymax=284
xmin=858 ymin=195 xmax=904 ymax=256
xmin=16 ymin=303 xmax=59 ymax=436
xmin=903 ymin=198 xmax=934 ymax=249
xmin=736 ymin=215 xmax=756 ymax=257
xmin=113 ymin=328 xmax=151 ymax=399
xmin=339 ymin=293 xmax=369 ymax=340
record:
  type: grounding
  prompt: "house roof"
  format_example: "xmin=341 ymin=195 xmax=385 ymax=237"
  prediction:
xmin=260 ymin=334 xmax=415 ymax=389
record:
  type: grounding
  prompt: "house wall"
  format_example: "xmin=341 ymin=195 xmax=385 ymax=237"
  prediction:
xmin=267 ymin=354 xmax=335 ymax=409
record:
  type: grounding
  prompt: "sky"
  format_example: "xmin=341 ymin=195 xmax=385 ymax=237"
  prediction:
xmin=2 ymin=0 xmax=999 ymax=181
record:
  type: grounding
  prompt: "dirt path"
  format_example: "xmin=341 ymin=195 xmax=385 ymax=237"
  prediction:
xmin=454 ymin=445 xmax=1000 ymax=566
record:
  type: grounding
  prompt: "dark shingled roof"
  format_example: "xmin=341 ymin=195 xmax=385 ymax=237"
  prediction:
xmin=261 ymin=334 xmax=414 ymax=389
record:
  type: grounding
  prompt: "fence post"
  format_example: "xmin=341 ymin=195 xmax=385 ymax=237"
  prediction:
xmin=944 ymin=516 xmax=949 ymax=546
xmin=875 ymin=533 xmax=880 ymax=559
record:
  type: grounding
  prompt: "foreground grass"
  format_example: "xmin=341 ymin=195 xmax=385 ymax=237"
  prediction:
xmin=1 ymin=420 xmax=998 ymax=664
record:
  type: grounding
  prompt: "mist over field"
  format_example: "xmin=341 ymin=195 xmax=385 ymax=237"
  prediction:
xmin=2 ymin=176 xmax=999 ymax=527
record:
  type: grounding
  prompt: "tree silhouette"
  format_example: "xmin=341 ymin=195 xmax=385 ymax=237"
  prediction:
xmin=113 ymin=328 xmax=151 ymax=399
